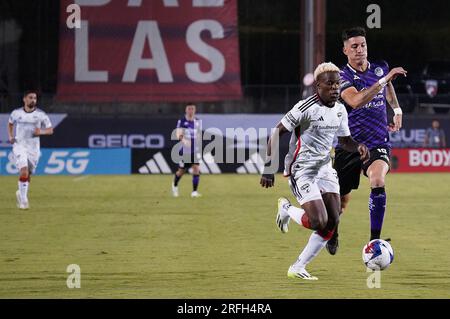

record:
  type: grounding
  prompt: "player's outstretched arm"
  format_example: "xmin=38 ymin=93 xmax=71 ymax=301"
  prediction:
xmin=341 ymin=67 xmax=408 ymax=109
xmin=260 ymin=122 xmax=288 ymax=188
xmin=338 ymin=135 xmax=369 ymax=163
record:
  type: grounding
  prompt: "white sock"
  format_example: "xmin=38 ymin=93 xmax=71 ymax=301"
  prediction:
xmin=287 ymin=205 xmax=306 ymax=225
xmin=294 ymin=232 xmax=327 ymax=269
xmin=18 ymin=181 xmax=29 ymax=202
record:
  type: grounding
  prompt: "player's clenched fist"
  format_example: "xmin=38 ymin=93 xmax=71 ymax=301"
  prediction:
xmin=260 ymin=174 xmax=275 ymax=188
xmin=357 ymin=143 xmax=370 ymax=163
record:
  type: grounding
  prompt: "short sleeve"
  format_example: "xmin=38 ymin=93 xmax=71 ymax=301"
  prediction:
xmin=280 ymin=101 xmax=305 ymax=132
xmin=336 ymin=106 xmax=351 ymax=137
xmin=339 ymin=69 xmax=354 ymax=93
xmin=8 ymin=110 xmax=17 ymax=124
xmin=41 ymin=113 xmax=52 ymax=129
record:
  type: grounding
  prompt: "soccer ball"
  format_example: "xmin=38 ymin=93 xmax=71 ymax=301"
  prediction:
xmin=362 ymin=239 xmax=394 ymax=270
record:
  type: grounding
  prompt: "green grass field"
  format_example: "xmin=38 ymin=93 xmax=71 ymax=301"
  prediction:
xmin=1 ymin=173 xmax=450 ymax=298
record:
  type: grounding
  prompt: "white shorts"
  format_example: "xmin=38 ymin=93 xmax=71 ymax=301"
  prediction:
xmin=288 ymin=163 xmax=340 ymax=205
xmin=12 ymin=144 xmax=39 ymax=173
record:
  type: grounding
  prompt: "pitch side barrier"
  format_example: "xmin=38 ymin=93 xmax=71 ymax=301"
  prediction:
xmin=1 ymin=114 xmax=449 ymax=175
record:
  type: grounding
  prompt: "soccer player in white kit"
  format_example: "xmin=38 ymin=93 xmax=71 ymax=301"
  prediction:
xmin=7 ymin=90 xmax=53 ymax=209
xmin=260 ymin=63 xmax=369 ymax=280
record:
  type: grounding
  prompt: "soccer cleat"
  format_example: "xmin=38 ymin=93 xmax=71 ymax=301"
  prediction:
xmin=191 ymin=191 xmax=202 ymax=198
xmin=20 ymin=200 xmax=29 ymax=210
xmin=326 ymin=232 xmax=339 ymax=255
xmin=276 ymin=197 xmax=291 ymax=233
xmin=287 ymin=266 xmax=318 ymax=281
xmin=16 ymin=191 xmax=29 ymax=210
xmin=171 ymin=183 xmax=179 ymax=197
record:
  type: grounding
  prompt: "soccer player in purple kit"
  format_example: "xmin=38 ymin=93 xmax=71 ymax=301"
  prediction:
xmin=171 ymin=103 xmax=202 ymax=198
xmin=326 ymin=27 xmax=407 ymax=255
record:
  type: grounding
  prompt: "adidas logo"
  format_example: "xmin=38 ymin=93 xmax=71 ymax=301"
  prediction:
xmin=354 ymin=75 xmax=360 ymax=80
xmin=317 ymin=116 xmax=324 ymax=121
xmin=188 ymin=152 xmax=221 ymax=174
xmin=139 ymin=152 xmax=172 ymax=174
xmin=138 ymin=152 xmax=221 ymax=174
xmin=236 ymin=152 xmax=264 ymax=174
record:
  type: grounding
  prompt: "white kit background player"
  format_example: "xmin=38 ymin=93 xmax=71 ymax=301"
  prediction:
xmin=7 ymin=90 xmax=53 ymax=209
xmin=260 ymin=63 xmax=369 ymax=280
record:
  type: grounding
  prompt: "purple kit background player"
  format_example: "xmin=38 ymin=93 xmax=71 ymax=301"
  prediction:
xmin=171 ymin=103 xmax=202 ymax=198
xmin=327 ymin=27 xmax=407 ymax=255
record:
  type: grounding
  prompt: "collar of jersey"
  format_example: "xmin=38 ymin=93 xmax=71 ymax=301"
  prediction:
xmin=23 ymin=107 xmax=37 ymax=114
xmin=347 ymin=61 xmax=371 ymax=74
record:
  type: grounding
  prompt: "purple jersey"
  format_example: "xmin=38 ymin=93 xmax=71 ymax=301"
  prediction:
xmin=338 ymin=60 xmax=390 ymax=150
xmin=176 ymin=116 xmax=201 ymax=155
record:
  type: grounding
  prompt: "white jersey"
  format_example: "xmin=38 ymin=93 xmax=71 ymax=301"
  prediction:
xmin=8 ymin=107 xmax=52 ymax=155
xmin=280 ymin=94 xmax=350 ymax=177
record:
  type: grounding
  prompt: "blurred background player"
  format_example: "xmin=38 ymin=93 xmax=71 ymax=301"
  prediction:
xmin=424 ymin=119 xmax=446 ymax=148
xmin=260 ymin=63 xmax=369 ymax=280
xmin=171 ymin=103 xmax=202 ymax=198
xmin=328 ymin=27 xmax=407 ymax=255
xmin=7 ymin=90 xmax=53 ymax=209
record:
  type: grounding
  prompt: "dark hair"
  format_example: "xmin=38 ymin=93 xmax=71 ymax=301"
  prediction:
xmin=342 ymin=27 xmax=366 ymax=42
xmin=23 ymin=89 xmax=39 ymax=97
xmin=186 ymin=102 xmax=196 ymax=107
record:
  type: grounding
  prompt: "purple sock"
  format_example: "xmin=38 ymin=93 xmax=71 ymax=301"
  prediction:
xmin=193 ymin=174 xmax=200 ymax=191
xmin=369 ymin=187 xmax=386 ymax=240
xmin=174 ymin=174 xmax=181 ymax=186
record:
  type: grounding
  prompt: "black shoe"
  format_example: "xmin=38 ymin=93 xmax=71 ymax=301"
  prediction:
xmin=326 ymin=232 xmax=339 ymax=255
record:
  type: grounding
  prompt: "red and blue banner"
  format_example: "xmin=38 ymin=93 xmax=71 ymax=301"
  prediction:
xmin=57 ymin=0 xmax=241 ymax=102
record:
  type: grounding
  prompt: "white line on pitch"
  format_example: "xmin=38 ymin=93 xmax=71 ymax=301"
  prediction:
xmin=73 ymin=175 xmax=90 ymax=182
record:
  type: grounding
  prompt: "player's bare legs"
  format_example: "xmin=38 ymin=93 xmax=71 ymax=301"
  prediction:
xmin=282 ymin=196 xmax=339 ymax=280
xmin=366 ymin=160 xmax=389 ymax=240
xmin=172 ymin=168 xmax=185 ymax=197
xmin=172 ymin=164 xmax=201 ymax=197
xmin=326 ymin=192 xmax=350 ymax=255
xmin=341 ymin=193 xmax=351 ymax=212
xmin=321 ymin=193 xmax=341 ymax=236
xmin=191 ymin=164 xmax=201 ymax=197
xmin=175 ymin=168 xmax=185 ymax=178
